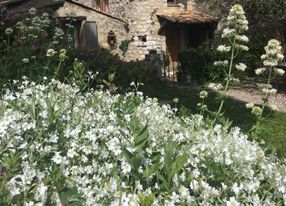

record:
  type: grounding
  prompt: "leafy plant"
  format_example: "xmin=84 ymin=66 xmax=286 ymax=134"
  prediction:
xmin=119 ymin=39 xmax=133 ymax=56
xmin=178 ymin=48 xmax=205 ymax=84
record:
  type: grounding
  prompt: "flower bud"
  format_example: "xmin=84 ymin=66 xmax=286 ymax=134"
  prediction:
xmin=251 ymin=106 xmax=262 ymax=117
xmin=199 ymin=91 xmax=208 ymax=99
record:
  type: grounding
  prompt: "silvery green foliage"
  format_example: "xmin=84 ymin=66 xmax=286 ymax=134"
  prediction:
xmin=0 ymin=80 xmax=286 ymax=205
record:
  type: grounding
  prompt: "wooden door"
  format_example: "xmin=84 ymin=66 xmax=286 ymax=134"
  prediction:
xmin=84 ymin=21 xmax=99 ymax=49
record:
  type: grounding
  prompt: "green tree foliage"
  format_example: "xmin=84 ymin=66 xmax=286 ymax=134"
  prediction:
xmin=195 ymin=0 xmax=286 ymax=46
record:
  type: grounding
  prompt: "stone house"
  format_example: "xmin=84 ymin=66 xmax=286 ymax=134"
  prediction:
xmin=56 ymin=0 xmax=218 ymax=71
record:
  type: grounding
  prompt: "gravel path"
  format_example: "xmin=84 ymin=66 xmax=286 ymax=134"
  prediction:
xmin=228 ymin=89 xmax=286 ymax=112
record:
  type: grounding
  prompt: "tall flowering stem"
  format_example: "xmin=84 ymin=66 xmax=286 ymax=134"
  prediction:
xmin=248 ymin=39 xmax=285 ymax=138
xmin=211 ymin=5 xmax=249 ymax=122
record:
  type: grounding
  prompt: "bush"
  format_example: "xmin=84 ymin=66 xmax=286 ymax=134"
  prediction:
xmin=178 ymin=46 xmax=226 ymax=83
xmin=0 ymin=7 xmax=76 ymax=85
xmin=0 ymin=7 xmax=159 ymax=91
xmin=0 ymin=80 xmax=285 ymax=205
xmin=178 ymin=48 xmax=205 ymax=84
xmin=73 ymin=48 xmax=160 ymax=90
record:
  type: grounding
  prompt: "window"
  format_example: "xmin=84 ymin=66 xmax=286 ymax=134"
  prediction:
xmin=136 ymin=35 xmax=147 ymax=47
xmin=138 ymin=35 xmax=147 ymax=42
xmin=92 ymin=0 xmax=109 ymax=12
xmin=167 ymin=0 xmax=178 ymax=6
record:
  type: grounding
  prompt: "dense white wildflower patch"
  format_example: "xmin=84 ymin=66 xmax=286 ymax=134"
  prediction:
xmin=0 ymin=80 xmax=286 ymax=205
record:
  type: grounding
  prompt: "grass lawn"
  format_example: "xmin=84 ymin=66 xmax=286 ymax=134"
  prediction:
xmin=142 ymin=81 xmax=286 ymax=159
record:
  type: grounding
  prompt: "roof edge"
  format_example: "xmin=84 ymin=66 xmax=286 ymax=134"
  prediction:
xmin=66 ymin=0 xmax=127 ymax=24
xmin=157 ymin=11 xmax=219 ymax=25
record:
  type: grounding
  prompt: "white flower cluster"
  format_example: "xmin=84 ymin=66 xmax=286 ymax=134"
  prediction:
xmin=15 ymin=8 xmax=51 ymax=41
xmin=208 ymin=83 xmax=223 ymax=91
xmin=235 ymin=63 xmax=247 ymax=71
xmin=1 ymin=80 xmax=286 ymax=205
xmin=226 ymin=4 xmax=249 ymax=32
xmin=261 ymin=39 xmax=284 ymax=68
xmin=216 ymin=4 xmax=248 ymax=75
xmin=222 ymin=4 xmax=248 ymax=39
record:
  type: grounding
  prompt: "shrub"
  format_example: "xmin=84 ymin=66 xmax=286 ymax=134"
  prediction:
xmin=0 ymin=7 xmax=76 ymax=86
xmin=178 ymin=48 xmax=205 ymax=84
xmin=73 ymin=48 xmax=161 ymax=90
xmin=0 ymin=80 xmax=286 ymax=205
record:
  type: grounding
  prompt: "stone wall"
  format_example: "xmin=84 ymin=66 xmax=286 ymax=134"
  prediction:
xmin=110 ymin=0 xmax=198 ymax=61
xmin=56 ymin=0 xmax=198 ymax=61
xmin=56 ymin=1 xmax=128 ymax=50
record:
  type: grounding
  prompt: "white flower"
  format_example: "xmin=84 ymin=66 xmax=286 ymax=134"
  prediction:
xmin=214 ymin=60 xmax=229 ymax=67
xmin=262 ymin=39 xmax=284 ymax=67
xmin=263 ymin=60 xmax=278 ymax=67
xmin=22 ymin=58 xmax=29 ymax=64
xmin=5 ymin=28 xmax=13 ymax=35
xmin=232 ymin=183 xmax=241 ymax=195
xmin=121 ymin=161 xmax=131 ymax=175
xmin=35 ymin=183 xmax=47 ymax=202
xmin=107 ymin=138 xmax=121 ymax=156
xmin=28 ymin=7 xmax=37 ymax=15
xmin=222 ymin=28 xmax=236 ymax=38
xmin=173 ymin=98 xmax=179 ymax=103
xmin=255 ymin=68 xmax=266 ymax=75
xmin=277 ymin=53 xmax=284 ymax=61
xmin=52 ymin=152 xmax=63 ymax=164
xmin=199 ymin=91 xmax=208 ymax=99
xmin=235 ymin=35 xmax=249 ymax=42
xmin=217 ymin=45 xmax=231 ymax=52
xmin=226 ymin=4 xmax=248 ymax=32
xmin=130 ymin=82 xmax=135 ymax=87
xmin=46 ymin=49 xmax=57 ymax=57
xmin=275 ymin=68 xmax=285 ymax=76
xmin=235 ymin=44 xmax=249 ymax=51
xmin=226 ymin=197 xmax=240 ymax=206
xmin=208 ymin=83 xmax=223 ymax=91
xmin=1 ymin=79 xmax=286 ymax=204
xmin=67 ymin=148 xmax=77 ymax=158
xmin=235 ymin=63 xmax=247 ymax=71
xmin=246 ymin=103 xmax=254 ymax=109
xmin=179 ymin=186 xmax=189 ymax=198
xmin=269 ymin=104 xmax=278 ymax=112
xmin=124 ymin=114 xmax=131 ymax=122
xmin=262 ymin=88 xmax=277 ymax=95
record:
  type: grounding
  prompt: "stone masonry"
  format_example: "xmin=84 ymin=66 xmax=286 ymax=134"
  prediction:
xmin=56 ymin=1 xmax=128 ymax=50
xmin=56 ymin=0 xmax=199 ymax=61
xmin=106 ymin=0 xmax=198 ymax=61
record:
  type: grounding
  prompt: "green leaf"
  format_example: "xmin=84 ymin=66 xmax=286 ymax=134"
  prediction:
xmin=164 ymin=141 xmax=175 ymax=174
xmin=143 ymin=165 xmax=154 ymax=178
xmin=156 ymin=172 xmax=169 ymax=191
xmin=138 ymin=193 xmax=155 ymax=206
xmin=169 ymin=154 xmax=187 ymax=179
xmin=135 ymin=123 xmax=149 ymax=149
